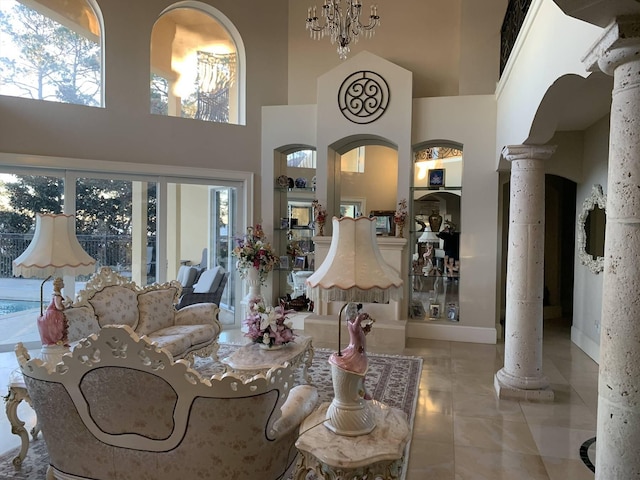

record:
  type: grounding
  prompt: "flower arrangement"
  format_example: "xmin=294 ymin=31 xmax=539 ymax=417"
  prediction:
xmin=232 ymin=224 xmax=279 ymax=284
xmin=394 ymin=199 xmax=408 ymax=226
xmin=243 ymin=296 xmax=296 ymax=347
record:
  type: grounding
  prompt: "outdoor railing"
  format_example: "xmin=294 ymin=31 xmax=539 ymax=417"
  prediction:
xmin=0 ymin=233 xmax=133 ymax=278
xmin=500 ymin=0 xmax=533 ymax=75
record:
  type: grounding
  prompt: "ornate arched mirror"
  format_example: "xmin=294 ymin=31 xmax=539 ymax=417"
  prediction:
xmin=577 ymin=184 xmax=606 ymax=274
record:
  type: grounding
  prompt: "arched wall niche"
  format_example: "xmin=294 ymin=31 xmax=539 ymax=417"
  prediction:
xmin=325 ymin=134 xmax=399 ymax=233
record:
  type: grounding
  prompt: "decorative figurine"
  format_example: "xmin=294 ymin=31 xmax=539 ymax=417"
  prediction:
xmin=37 ymin=277 xmax=69 ymax=347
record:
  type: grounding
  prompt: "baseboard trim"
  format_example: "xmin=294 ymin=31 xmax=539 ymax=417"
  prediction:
xmin=407 ymin=322 xmax=497 ymax=344
xmin=571 ymin=326 xmax=600 ymax=363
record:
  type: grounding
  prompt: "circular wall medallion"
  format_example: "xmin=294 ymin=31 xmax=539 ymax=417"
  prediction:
xmin=338 ymin=71 xmax=390 ymax=124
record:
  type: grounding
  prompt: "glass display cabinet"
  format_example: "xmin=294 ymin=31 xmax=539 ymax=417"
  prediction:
xmin=409 ymin=145 xmax=463 ymax=322
xmin=273 ymin=150 xmax=316 ymax=304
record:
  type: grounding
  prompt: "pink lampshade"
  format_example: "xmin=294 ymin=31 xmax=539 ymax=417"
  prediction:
xmin=306 ymin=216 xmax=403 ymax=303
xmin=13 ymin=213 xmax=96 ymax=279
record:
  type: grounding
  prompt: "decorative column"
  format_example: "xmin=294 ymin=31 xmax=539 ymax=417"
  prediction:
xmin=582 ymin=16 xmax=640 ymax=480
xmin=495 ymin=144 xmax=556 ymax=401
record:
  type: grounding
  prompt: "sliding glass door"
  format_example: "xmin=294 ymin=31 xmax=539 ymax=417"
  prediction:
xmin=0 ymin=167 xmax=244 ymax=350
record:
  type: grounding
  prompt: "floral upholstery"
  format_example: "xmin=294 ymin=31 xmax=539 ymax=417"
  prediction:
xmin=137 ymin=288 xmax=180 ymax=335
xmin=16 ymin=326 xmax=319 ymax=480
xmin=65 ymin=305 xmax=100 ymax=343
xmin=90 ymin=286 xmax=140 ymax=329
xmin=65 ymin=267 xmax=221 ymax=361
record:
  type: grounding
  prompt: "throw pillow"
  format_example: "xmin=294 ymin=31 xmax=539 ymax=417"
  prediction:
xmin=137 ymin=287 xmax=178 ymax=335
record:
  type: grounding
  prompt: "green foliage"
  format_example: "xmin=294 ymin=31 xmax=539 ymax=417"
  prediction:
xmin=0 ymin=2 xmax=100 ymax=105
xmin=0 ymin=175 xmax=156 ymax=236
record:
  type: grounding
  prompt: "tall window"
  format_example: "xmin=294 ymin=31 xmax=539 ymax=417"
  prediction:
xmin=0 ymin=0 xmax=102 ymax=106
xmin=150 ymin=5 xmax=243 ymax=124
xmin=0 ymin=169 xmax=244 ymax=350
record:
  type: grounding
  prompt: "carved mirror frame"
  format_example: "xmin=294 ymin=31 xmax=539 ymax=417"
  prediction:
xmin=577 ymin=184 xmax=606 ymax=274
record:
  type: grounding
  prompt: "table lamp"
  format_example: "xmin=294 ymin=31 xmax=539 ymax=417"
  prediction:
xmin=306 ymin=216 xmax=403 ymax=436
xmin=13 ymin=213 xmax=96 ymax=366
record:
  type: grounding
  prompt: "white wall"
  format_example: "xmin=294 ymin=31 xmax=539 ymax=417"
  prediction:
xmin=288 ymin=0 xmax=507 ymax=104
xmin=495 ymin=0 xmax=603 ymax=162
xmin=571 ymin=115 xmax=610 ymax=362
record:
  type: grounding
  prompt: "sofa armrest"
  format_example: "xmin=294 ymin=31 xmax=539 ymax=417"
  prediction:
xmin=174 ymin=302 xmax=220 ymax=326
xmin=271 ymin=385 xmax=319 ymax=438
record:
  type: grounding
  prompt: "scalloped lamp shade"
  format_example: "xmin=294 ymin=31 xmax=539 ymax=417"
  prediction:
xmin=306 ymin=216 xmax=403 ymax=304
xmin=13 ymin=213 xmax=96 ymax=278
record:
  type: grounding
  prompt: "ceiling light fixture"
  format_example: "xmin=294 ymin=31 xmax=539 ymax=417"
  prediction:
xmin=306 ymin=0 xmax=380 ymax=60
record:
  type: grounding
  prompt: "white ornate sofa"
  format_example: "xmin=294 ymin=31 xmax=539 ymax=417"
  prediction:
xmin=63 ymin=267 xmax=221 ymax=362
xmin=16 ymin=325 xmax=318 ymax=480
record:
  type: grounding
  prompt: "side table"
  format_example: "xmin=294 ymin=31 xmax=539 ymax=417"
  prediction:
xmin=294 ymin=401 xmax=410 ymax=480
xmin=221 ymin=334 xmax=314 ymax=383
xmin=4 ymin=368 xmax=39 ymax=467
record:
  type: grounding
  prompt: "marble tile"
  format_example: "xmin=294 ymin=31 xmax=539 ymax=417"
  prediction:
xmin=454 ymin=444 xmax=550 ymax=480
xmin=406 ymin=438 xmax=455 ymax=478
xmin=527 ymin=424 xmax=596 ymax=460
xmin=519 ymin=401 xmax=597 ymax=430
xmin=415 ymin=390 xmax=453 ymax=415
xmin=452 ymin=393 xmax=527 ymax=423
xmin=541 ymin=456 xmax=595 ymax=480
xmin=452 ymin=357 xmax=503 ymax=374
xmin=412 ymin=411 xmax=454 ymax=444
xmin=452 ymin=372 xmax=497 ymax=396
xmin=454 ymin=416 xmax=539 ymax=455
xmin=420 ymin=369 xmax=453 ymax=392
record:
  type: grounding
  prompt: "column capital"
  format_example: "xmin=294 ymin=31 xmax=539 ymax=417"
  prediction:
xmin=501 ymin=144 xmax=556 ymax=163
xmin=583 ymin=15 xmax=640 ymax=74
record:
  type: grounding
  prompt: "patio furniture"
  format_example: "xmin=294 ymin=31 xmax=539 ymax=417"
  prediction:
xmin=177 ymin=267 xmax=229 ymax=310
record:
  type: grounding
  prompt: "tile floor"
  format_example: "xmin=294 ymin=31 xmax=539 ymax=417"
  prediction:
xmin=0 ymin=317 xmax=597 ymax=479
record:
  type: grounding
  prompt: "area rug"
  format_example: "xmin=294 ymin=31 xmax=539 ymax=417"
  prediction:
xmin=0 ymin=344 xmax=422 ymax=479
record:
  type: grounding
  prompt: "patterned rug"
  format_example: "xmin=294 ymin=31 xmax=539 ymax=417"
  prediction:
xmin=0 ymin=345 xmax=422 ymax=479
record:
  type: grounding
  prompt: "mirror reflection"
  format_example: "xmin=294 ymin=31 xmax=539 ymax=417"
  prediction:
xmin=577 ymin=184 xmax=606 ymax=274
xmin=585 ymin=206 xmax=605 ymax=259
xmin=339 ymin=145 xmax=398 ymax=219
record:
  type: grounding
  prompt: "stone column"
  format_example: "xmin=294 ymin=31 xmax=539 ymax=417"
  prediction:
xmin=495 ymin=144 xmax=556 ymax=401
xmin=582 ymin=16 xmax=640 ymax=480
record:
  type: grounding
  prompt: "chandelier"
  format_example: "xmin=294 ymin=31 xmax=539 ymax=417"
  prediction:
xmin=306 ymin=0 xmax=380 ymax=60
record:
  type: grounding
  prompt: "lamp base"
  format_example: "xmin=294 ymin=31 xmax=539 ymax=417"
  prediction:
xmin=40 ymin=345 xmax=69 ymax=370
xmin=325 ymin=363 xmax=375 ymax=436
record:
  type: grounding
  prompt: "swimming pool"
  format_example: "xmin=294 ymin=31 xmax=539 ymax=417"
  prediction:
xmin=0 ymin=299 xmax=41 ymax=316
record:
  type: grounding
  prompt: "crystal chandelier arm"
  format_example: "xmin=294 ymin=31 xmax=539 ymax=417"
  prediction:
xmin=306 ymin=0 xmax=380 ymax=58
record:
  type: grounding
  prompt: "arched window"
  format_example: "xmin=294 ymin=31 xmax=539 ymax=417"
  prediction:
xmin=150 ymin=2 xmax=245 ymax=125
xmin=0 ymin=0 xmax=103 ymax=106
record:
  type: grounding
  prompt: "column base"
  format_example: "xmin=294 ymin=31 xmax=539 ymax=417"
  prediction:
xmin=494 ymin=372 xmax=554 ymax=401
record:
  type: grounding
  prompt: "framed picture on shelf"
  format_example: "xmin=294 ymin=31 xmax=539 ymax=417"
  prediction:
xmin=369 ymin=210 xmax=395 ymax=236
xmin=447 ymin=303 xmax=459 ymax=321
xmin=429 ymin=303 xmax=440 ymax=318
xmin=428 ymin=168 xmax=445 ymax=188
xmin=279 ymin=256 xmax=290 ymax=270
xmin=411 ymin=301 xmax=426 ymax=319
xmin=294 ymin=256 xmax=306 ymax=270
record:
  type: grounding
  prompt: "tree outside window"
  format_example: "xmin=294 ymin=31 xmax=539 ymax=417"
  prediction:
xmin=0 ymin=0 xmax=101 ymax=105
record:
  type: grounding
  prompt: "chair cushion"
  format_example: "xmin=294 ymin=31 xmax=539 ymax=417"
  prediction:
xmin=137 ymin=288 xmax=178 ymax=336
xmin=177 ymin=266 xmax=198 ymax=288
xmin=89 ymin=286 xmax=139 ymax=329
xmin=192 ymin=267 xmax=224 ymax=294
xmin=150 ymin=324 xmax=218 ymax=350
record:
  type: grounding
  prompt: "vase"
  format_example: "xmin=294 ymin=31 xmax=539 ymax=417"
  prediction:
xmin=258 ymin=342 xmax=284 ymax=350
xmin=318 ymin=222 xmax=324 ymax=236
xmin=244 ymin=267 xmax=262 ymax=301
xmin=396 ymin=223 xmax=404 ymax=237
